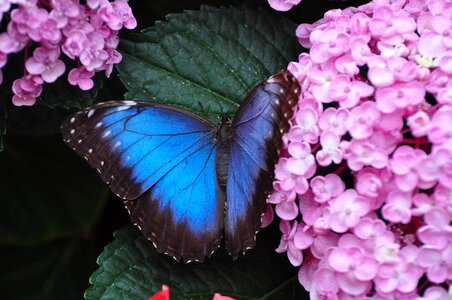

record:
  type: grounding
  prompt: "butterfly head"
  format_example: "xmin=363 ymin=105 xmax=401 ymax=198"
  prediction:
xmin=219 ymin=114 xmax=231 ymax=125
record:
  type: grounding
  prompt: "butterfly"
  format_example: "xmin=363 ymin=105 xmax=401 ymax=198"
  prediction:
xmin=61 ymin=70 xmax=300 ymax=263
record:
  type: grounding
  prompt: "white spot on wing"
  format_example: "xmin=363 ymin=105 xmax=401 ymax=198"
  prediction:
xmin=116 ymin=106 xmax=130 ymax=111
xmin=103 ymin=130 xmax=111 ymax=137
xmin=70 ymin=117 xmax=75 ymax=123
xmin=78 ymin=139 xmax=82 ymax=143
xmin=100 ymin=161 xmax=104 ymax=166
xmin=70 ymin=129 xmax=75 ymax=134
xmin=122 ymin=100 xmax=137 ymax=105
xmin=282 ymin=73 xmax=289 ymax=81
xmin=275 ymin=99 xmax=280 ymax=105
xmin=88 ymin=148 xmax=93 ymax=153
xmin=266 ymin=77 xmax=277 ymax=83
xmin=113 ymin=141 xmax=121 ymax=149
xmin=95 ymin=122 xmax=102 ymax=128
xmin=87 ymin=109 xmax=95 ymax=118
xmin=279 ymin=88 xmax=284 ymax=93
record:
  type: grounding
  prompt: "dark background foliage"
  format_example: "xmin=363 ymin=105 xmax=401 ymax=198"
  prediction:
xmin=0 ymin=0 xmax=367 ymax=299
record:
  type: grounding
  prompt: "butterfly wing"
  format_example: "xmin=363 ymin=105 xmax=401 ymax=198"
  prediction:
xmin=225 ymin=70 xmax=300 ymax=258
xmin=62 ymin=101 xmax=223 ymax=262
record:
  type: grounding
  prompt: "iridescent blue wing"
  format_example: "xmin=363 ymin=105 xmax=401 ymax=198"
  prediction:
xmin=225 ymin=70 xmax=300 ymax=258
xmin=61 ymin=101 xmax=223 ymax=262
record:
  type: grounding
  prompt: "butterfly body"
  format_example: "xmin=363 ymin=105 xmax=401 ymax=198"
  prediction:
xmin=62 ymin=70 xmax=300 ymax=262
xmin=215 ymin=115 xmax=232 ymax=191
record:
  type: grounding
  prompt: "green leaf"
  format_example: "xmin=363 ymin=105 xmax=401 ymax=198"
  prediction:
xmin=0 ymin=238 xmax=99 ymax=300
xmin=38 ymin=73 xmax=103 ymax=109
xmin=0 ymin=134 xmax=109 ymax=245
xmin=117 ymin=5 xmax=301 ymax=122
xmin=85 ymin=225 xmax=307 ymax=300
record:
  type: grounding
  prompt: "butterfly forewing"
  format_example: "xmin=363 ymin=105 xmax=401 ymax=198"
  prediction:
xmin=62 ymin=101 xmax=224 ymax=262
xmin=225 ymin=70 xmax=300 ymax=258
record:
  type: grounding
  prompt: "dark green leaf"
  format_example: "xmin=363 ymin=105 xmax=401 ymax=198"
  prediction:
xmin=38 ymin=73 xmax=103 ymax=109
xmin=85 ymin=225 xmax=307 ymax=300
xmin=117 ymin=6 xmax=301 ymax=122
xmin=0 ymin=238 xmax=99 ymax=300
xmin=0 ymin=134 xmax=109 ymax=245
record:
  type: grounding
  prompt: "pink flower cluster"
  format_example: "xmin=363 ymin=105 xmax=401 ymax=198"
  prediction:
xmin=268 ymin=0 xmax=302 ymax=11
xmin=0 ymin=0 xmax=136 ymax=106
xmin=269 ymin=0 xmax=452 ymax=298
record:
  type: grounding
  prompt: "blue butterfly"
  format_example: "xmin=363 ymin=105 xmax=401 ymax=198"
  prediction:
xmin=62 ymin=70 xmax=300 ymax=262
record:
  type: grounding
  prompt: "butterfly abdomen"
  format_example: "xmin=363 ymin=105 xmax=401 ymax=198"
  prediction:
xmin=215 ymin=115 xmax=232 ymax=191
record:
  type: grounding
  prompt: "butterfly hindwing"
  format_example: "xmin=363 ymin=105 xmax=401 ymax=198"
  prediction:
xmin=225 ymin=70 xmax=300 ymax=258
xmin=62 ymin=101 xmax=223 ymax=262
xmin=124 ymin=141 xmax=223 ymax=262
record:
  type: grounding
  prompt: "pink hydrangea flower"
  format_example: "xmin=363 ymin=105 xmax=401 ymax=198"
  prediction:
xmin=297 ymin=253 xmax=319 ymax=292
xmin=68 ymin=67 xmax=95 ymax=91
xmin=390 ymin=145 xmax=427 ymax=192
xmin=267 ymin=0 xmax=301 ymax=12
xmin=327 ymin=246 xmax=377 ymax=292
xmin=418 ymin=15 xmax=452 ymax=59
xmin=276 ymin=220 xmax=304 ymax=266
xmin=315 ymin=131 xmax=342 ymax=166
xmin=294 ymin=223 xmax=338 ymax=259
xmin=286 ymin=142 xmax=316 ymax=177
xmin=0 ymin=0 xmax=136 ymax=106
xmin=417 ymin=208 xmax=452 ymax=250
xmin=63 ymin=29 xmax=87 ymax=59
xmin=310 ymin=268 xmax=340 ymax=299
xmin=274 ymin=158 xmax=309 ymax=194
xmin=327 ymin=190 xmax=371 ymax=233
xmin=318 ymin=107 xmax=349 ymax=137
xmin=375 ymin=81 xmax=426 ymax=113
xmin=310 ymin=174 xmax=344 ymax=204
xmin=356 ymin=168 xmax=384 ymax=199
xmin=12 ymin=74 xmax=43 ymax=106
xmin=375 ymin=259 xmax=422 ymax=294
xmin=345 ymin=100 xmax=380 ymax=139
xmin=287 ymin=106 xmax=319 ymax=144
xmin=418 ymin=286 xmax=449 ymax=300
xmin=416 ymin=244 xmax=452 ymax=283
xmin=0 ymin=1 xmax=10 ymax=22
xmin=269 ymin=0 xmax=452 ymax=298
xmin=381 ymin=190 xmax=413 ymax=224
xmin=327 ymin=74 xmax=374 ymax=108
xmin=25 ymin=46 xmax=65 ymax=83
xmin=98 ymin=0 xmax=137 ymax=30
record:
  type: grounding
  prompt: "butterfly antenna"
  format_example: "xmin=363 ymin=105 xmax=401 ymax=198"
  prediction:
xmin=197 ymin=101 xmax=209 ymax=117
xmin=225 ymin=76 xmax=262 ymax=116
xmin=196 ymin=71 xmax=225 ymax=117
